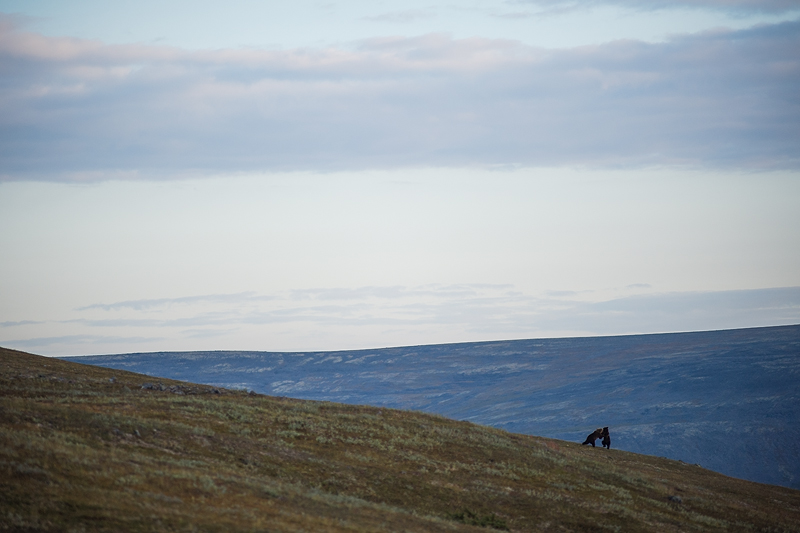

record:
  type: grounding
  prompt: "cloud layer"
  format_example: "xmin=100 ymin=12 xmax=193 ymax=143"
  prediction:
xmin=516 ymin=0 xmax=800 ymax=13
xmin=1 ymin=18 xmax=798 ymax=179
xmin=3 ymin=285 xmax=799 ymax=355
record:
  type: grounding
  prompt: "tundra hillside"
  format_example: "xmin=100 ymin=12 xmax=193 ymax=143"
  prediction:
xmin=2 ymin=346 xmax=799 ymax=532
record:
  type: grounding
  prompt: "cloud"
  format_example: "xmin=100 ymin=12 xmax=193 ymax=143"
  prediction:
xmin=4 ymin=334 xmax=165 ymax=349
xmin=4 ymin=285 xmax=799 ymax=354
xmin=66 ymin=285 xmax=800 ymax=333
xmin=364 ymin=10 xmax=435 ymax=23
xmin=182 ymin=328 xmax=238 ymax=339
xmin=77 ymin=292 xmax=269 ymax=311
xmin=534 ymin=286 xmax=800 ymax=334
xmin=511 ymin=0 xmax=800 ymax=14
xmin=0 ymin=320 xmax=44 ymax=327
xmin=489 ymin=11 xmax=539 ymax=20
xmin=288 ymin=284 xmax=514 ymax=301
xmin=0 ymin=17 xmax=798 ymax=179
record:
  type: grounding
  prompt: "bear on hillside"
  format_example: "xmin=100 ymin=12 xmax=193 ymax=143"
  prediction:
xmin=601 ymin=427 xmax=611 ymax=449
xmin=582 ymin=428 xmax=604 ymax=447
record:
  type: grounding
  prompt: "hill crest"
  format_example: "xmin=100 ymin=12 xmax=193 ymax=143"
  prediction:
xmin=3 ymin=345 xmax=800 ymax=532
xmin=64 ymin=324 xmax=800 ymax=489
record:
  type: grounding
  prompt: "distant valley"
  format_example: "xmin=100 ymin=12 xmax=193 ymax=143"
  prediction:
xmin=65 ymin=324 xmax=800 ymax=489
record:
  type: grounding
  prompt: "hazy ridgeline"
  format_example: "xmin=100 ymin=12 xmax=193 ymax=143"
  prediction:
xmin=65 ymin=324 xmax=800 ymax=489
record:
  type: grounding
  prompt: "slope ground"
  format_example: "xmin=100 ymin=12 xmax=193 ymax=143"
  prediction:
xmin=2 ymin=346 xmax=800 ymax=532
xmin=65 ymin=325 xmax=800 ymax=488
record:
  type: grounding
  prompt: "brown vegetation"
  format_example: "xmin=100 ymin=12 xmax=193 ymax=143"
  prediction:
xmin=2 ymin=345 xmax=799 ymax=532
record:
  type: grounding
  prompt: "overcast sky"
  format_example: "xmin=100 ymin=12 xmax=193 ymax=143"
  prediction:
xmin=1 ymin=0 xmax=799 ymax=355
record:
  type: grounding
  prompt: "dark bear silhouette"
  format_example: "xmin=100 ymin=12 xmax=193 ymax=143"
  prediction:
xmin=582 ymin=427 xmax=611 ymax=448
xmin=582 ymin=428 xmax=603 ymax=447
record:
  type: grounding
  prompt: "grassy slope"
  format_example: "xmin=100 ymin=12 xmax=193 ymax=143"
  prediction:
xmin=2 ymin=346 xmax=799 ymax=533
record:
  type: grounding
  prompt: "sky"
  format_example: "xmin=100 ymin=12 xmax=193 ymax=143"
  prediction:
xmin=0 ymin=0 xmax=799 ymax=356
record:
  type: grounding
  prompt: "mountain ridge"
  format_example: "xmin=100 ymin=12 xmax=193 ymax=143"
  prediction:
xmin=63 ymin=324 xmax=800 ymax=489
xmin=4 ymin=345 xmax=800 ymax=532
